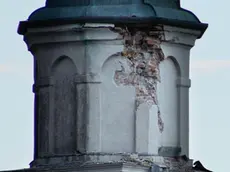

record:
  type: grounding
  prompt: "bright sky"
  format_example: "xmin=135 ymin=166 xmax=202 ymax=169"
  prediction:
xmin=0 ymin=1 xmax=228 ymax=172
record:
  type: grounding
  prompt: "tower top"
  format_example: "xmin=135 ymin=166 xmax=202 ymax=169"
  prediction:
xmin=45 ymin=0 xmax=180 ymax=8
xmin=18 ymin=0 xmax=207 ymax=37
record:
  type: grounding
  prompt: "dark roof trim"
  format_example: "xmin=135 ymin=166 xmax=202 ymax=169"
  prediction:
xmin=18 ymin=17 xmax=208 ymax=38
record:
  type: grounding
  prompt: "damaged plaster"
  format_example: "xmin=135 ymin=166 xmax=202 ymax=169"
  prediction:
xmin=112 ymin=27 xmax=166 ymax=133
xmin=120 ymin=154 xmax=194 ymax=172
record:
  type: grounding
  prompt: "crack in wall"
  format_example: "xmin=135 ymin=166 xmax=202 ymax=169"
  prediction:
xmin=112 ymin=27 xmax=166 ymax=133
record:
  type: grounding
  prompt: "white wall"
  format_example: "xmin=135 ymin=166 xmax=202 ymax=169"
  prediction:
xmin=157 ymin=58 xmax=179 ymax=147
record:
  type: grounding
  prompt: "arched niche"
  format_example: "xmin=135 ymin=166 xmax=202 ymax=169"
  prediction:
xmin=51 ymin=55 xmax=77 ymax=154
xmin=100 ymin=54 xmax=136 ymax=153
xmin=157 ymin=57 xmax=180 ymax=148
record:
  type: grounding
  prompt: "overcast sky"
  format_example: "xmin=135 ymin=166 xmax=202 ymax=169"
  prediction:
xmin=0 ymin=1 xmax=228 ymax=172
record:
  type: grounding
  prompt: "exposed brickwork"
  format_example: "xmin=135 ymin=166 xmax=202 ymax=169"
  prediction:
xmin=112 ymin=27 xmax=165 ymax=132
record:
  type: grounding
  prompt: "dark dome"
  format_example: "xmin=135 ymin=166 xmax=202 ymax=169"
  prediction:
xmin=45 ymin=0 xmax=179 ymax=8
xmin=28 ymin=0 xmax=198 ymax=23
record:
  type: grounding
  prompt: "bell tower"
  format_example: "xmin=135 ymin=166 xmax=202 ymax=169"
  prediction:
xmin=17 ymin=0 xmax=208 ymax=171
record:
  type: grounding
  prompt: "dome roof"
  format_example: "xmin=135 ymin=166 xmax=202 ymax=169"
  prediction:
xmin=18 ymin=0 xmax=208 ymax=36
xmin=28 ymin=0 xmax=196 ymax=22
xmin=45 ymin=0 xmax=179 ymax=8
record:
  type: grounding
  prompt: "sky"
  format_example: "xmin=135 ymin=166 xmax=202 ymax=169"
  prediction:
xmin=0 ymin=1 xmax=229 ymax=171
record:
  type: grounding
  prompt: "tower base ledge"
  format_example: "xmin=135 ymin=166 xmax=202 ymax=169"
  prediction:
xmin=20 ymin=153 xmax=195 ymax=172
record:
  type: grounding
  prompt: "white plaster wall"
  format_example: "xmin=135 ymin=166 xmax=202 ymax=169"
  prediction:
xmin=101 ymin=56 xmax=136 ymax=153
xmin=157 ymin=58 xmax=179 ymax=147
xmin=136 ymin=103 xmax=159 ymax=154
xmin=160 ymin=40 xmax=192 ymax=156
xmin=161 ymin=43 xmax=190 ymax=78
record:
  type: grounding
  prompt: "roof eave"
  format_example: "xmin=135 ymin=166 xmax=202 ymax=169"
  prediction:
xmin=18 ymin=17 xmax=208 ymax=39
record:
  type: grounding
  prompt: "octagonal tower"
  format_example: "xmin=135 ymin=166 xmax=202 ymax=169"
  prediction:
xmin=17 ymin=0 xmax=207 ymax=171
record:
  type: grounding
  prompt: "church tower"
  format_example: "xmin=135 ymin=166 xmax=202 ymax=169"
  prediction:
xmin=16 ymin=0 xmax=208 ymax=171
